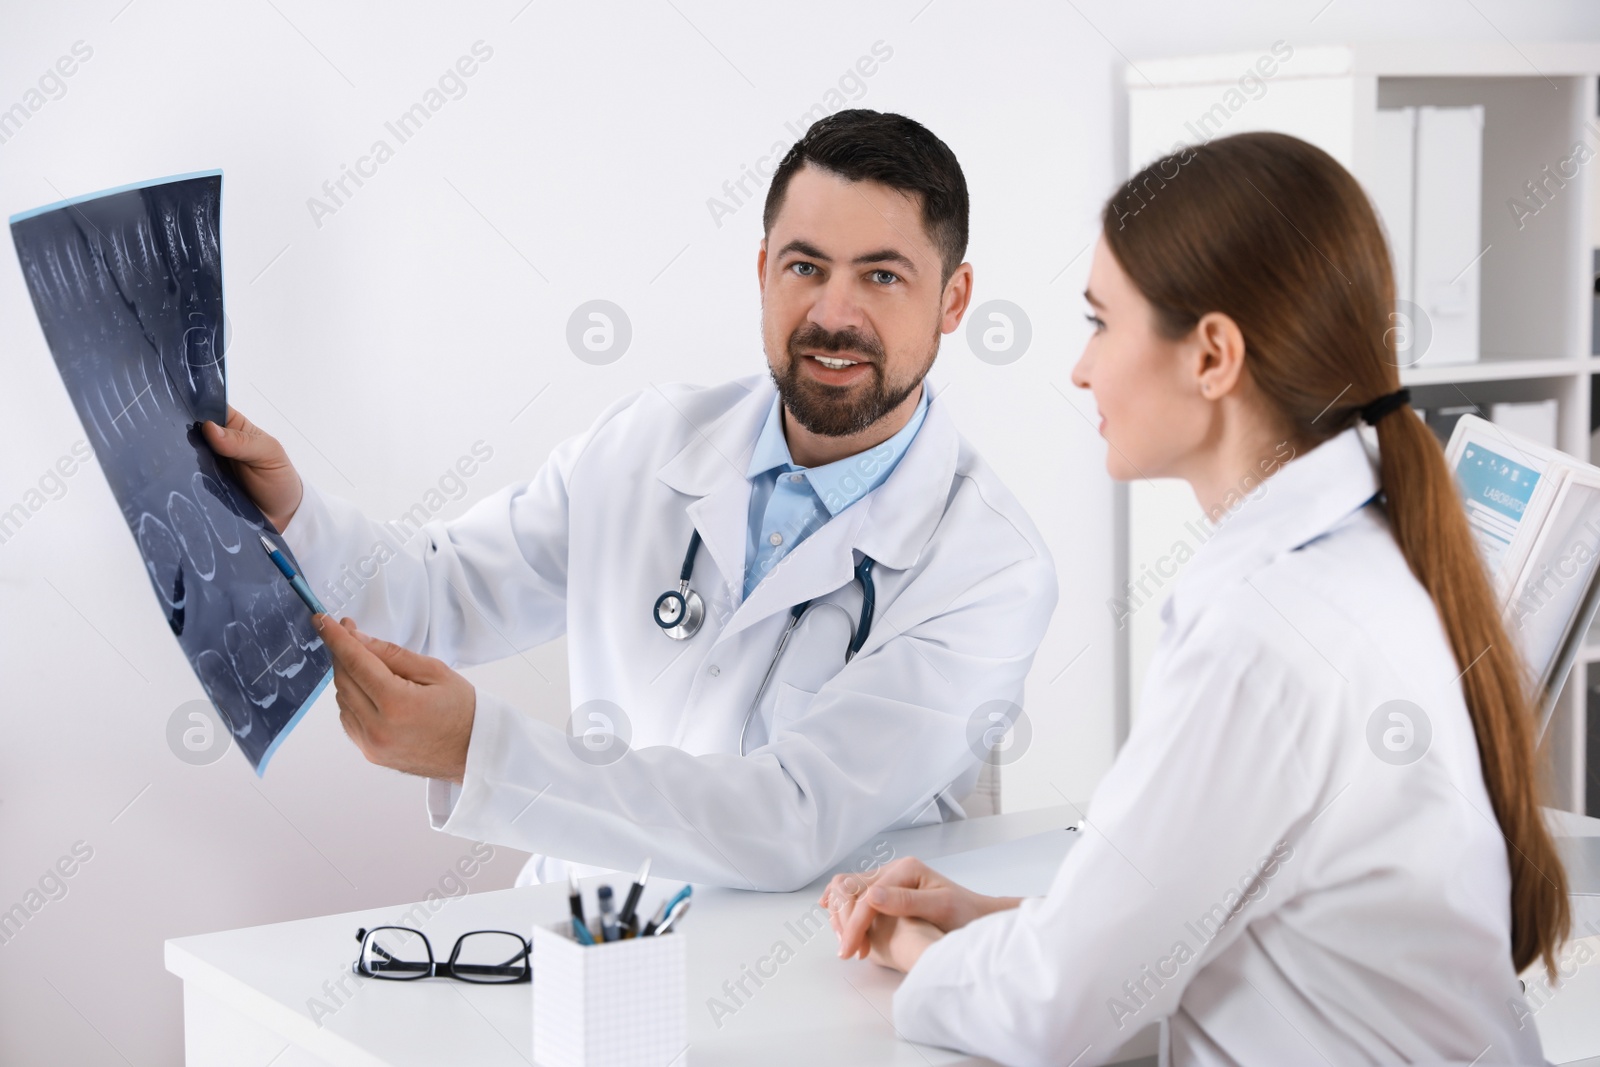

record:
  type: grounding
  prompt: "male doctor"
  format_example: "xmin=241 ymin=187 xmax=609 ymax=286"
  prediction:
xmin=207 ymin=109 xmax=1057 ymax=891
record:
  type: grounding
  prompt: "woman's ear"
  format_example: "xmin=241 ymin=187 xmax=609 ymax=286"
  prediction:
xmin=1192 ymin=311 xmax=1247 ymax=400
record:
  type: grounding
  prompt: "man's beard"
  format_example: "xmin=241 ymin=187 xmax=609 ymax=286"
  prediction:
xmin=772 ymin=321 xmax=936 ymax=438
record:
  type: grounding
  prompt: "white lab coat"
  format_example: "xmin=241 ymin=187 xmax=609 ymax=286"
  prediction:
xmin=282 ymin=374 xmax=1057 ymax=891
xmin=894 ymin=427 xmax=1547 ymax=1066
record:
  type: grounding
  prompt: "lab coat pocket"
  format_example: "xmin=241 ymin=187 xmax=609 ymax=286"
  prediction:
xmin=769 ymin=681 xmax=818 ymax=739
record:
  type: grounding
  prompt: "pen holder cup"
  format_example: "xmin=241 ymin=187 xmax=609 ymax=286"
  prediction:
xmin=531 ymin=921 xmax=688 ymax=1067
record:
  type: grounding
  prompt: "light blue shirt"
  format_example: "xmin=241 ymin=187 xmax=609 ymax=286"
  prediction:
xmin=743 ymin=388 xmax=930 ymax=600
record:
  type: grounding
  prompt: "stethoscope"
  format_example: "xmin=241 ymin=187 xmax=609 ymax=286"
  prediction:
xmin=652 ymin=530 xmax=876 ymax=756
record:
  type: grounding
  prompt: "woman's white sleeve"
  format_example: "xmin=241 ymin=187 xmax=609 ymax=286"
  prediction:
xmin=892 ymin=635 xmax=1321 ymax=1066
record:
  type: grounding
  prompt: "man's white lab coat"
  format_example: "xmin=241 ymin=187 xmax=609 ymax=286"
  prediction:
xmin=284 ymin=374 xmax=1058 ymax=891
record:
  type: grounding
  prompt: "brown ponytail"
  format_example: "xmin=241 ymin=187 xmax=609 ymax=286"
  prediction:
xmin=1103 ymin=132 xmax=1570 ymax=978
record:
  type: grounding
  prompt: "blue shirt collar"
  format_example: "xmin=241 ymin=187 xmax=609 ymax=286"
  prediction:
xmin=746 ymin=387 xmax=931 ymax=517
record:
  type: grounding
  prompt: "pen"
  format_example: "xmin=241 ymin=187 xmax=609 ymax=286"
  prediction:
xmin=568 ymin=870 xmax=587 ymax=929
xmin=642 ymin=883 xmax=692 ymax=937
xmin=571 ymin=915 xmax=596 ymax=945
xmin=597 ymin=884 xmax=619 ymax=942
xmin=617 ymin=858 xmax=651 ymax=937
xmin=258 ymin=534 xmax=327 ymax=616
xmin=640 ymin=899 xmax=669 ymax=938
xmin=653 ymin=898 xmax=690 ymax=936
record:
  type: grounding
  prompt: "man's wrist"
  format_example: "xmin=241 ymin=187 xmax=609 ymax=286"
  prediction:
xmin=447 ymin=685 xmax=477 ymax=784
xmin=270 ymin=480 xmax=305 ymax=534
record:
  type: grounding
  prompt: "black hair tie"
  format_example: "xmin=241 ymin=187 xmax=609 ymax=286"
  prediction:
xmin=1358 ymin=388 xmax=1411 ymax=425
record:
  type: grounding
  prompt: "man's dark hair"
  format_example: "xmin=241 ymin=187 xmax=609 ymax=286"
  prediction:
xmin=762 ymin=109 xmax=969 ymax=283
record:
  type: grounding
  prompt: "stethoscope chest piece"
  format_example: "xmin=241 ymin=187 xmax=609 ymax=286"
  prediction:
xmin=653 ymin=586 xmax=705 ymax=641
xmin=655 ymin=530 xmax=709 ymax=640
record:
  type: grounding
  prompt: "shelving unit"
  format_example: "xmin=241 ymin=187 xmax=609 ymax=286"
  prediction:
xmin=1120 ymin=42 xmax=1600 ymax=814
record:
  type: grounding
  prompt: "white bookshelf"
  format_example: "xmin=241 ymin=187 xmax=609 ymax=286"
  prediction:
xmin=1120 ymin=42 xmax=1600 ymax=814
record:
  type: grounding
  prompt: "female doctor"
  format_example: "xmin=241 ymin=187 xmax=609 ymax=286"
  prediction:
xmin=821 ymin=131 xmax=1571 ymax=1065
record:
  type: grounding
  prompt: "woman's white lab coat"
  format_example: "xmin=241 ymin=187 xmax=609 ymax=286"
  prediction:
xmin=281 ymin=374 xmax=1057 ymax=891
xmin=893 ymin=427 xmax=1547 ymax=1066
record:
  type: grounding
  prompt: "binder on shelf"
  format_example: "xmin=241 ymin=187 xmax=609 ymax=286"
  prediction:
xmin=1591 ymin=248 xmax=1600 ymax=356
xmin=1374 ymin=105 xmax=1484 ymax=367
xmin=1446 ymin=414 xmax=1600 ymax=736
xmin=1489 ymin=399 xmax=1559 ymax=449
xmin=1414 ymin=105 xmax=1484 ymax=366
xmin=1373 ymin=107 xmax=1416 ymax=308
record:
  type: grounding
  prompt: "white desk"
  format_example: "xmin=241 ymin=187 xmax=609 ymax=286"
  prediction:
xmin=167 ymin=806 xmax=1600 ymax=1067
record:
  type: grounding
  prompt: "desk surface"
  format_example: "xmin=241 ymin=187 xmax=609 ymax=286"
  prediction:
xmin=167 ymin=807 xmax=1600 ymax=1067
xmin=167 ymin=806 xmax=1089 ymax=1067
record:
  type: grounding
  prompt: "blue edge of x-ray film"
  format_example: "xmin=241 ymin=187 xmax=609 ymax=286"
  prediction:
xmin=255 ymin=670 xmax=334 ymax=776
xmin=12 ymin=168 xmax=334 ymax=776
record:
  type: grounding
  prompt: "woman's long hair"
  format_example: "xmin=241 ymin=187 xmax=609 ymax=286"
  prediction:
xmin=1103 ymin=131 xmax=1569 ymax=978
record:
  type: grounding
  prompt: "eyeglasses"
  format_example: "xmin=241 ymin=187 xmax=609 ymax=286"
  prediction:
xmin=352 ymin=925 xmax=531 ymax=983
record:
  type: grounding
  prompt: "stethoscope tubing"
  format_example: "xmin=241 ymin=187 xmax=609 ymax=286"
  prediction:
xmin=653 ymin=530 xmax=875 ymax=756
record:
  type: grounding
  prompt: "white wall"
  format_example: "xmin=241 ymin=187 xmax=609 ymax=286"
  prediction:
xmin=1 ymin=1 xmax=1597 ymax=1062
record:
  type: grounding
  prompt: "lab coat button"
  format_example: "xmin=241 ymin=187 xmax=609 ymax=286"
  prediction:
xmin=708 ymin=665 xmax=721 ymax=677
xmin=769 ymin=532 xmax=783 ymax=546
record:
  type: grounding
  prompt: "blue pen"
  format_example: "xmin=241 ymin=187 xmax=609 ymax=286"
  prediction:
xmin=643 ymin=884 xmax=692 ymax=936
xmin=571 ymin=916 xmax=596 ymax=946
xmin=258 ymin=533 xmax=327 ymax=616
xmin=663 ymin=883 xmax=693 ymax=915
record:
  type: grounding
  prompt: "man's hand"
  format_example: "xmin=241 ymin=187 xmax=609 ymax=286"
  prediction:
xmin=317 ymin=615 xmax=476 ymax=782
xmin=202 ymin=406 xmax=304 ymax=532
xmin=820 ymin=856 xmax=1021 ymax=967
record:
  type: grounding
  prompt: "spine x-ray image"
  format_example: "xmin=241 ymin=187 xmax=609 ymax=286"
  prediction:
xmin=10 ymin=172 xmax=332 ymax=773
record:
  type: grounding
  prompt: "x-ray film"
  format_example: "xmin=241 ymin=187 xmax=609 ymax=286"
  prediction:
xmin=10 ymin=172 xmax=331 ymax=774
